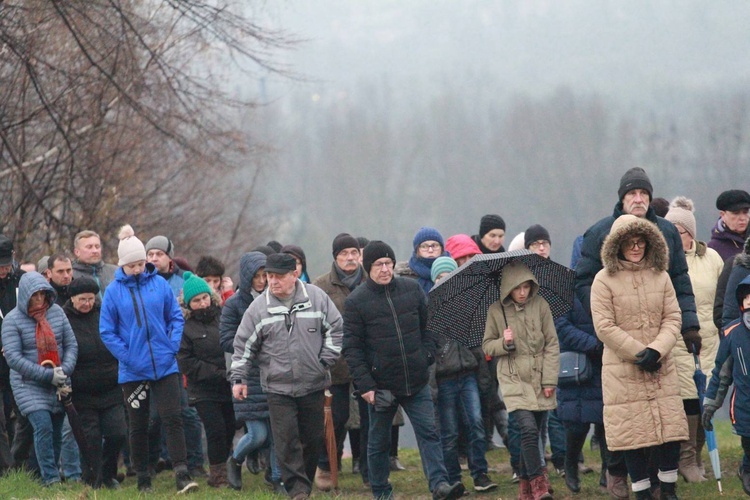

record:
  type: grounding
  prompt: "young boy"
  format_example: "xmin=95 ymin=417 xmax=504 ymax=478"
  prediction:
xmin=482 ymin=260 xmax=559 ymax=499
xmin=703 ymin=274 xmax=750 ymax=495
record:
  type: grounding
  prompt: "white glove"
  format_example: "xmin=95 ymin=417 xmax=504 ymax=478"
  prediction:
xmin=51 ymin=367 xmax=67 ymax=387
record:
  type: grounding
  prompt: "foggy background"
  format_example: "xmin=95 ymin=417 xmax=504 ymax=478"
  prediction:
xmin=234 ymin=0 xmax=750 ymax=275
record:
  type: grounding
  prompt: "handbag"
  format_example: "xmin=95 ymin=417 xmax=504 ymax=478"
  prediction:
xmin=557 ymin=351 xmax=592 ymax=387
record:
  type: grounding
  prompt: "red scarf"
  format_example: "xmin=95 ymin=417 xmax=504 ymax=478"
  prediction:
xmin=28 ymin=302 xmax=60 ymax=367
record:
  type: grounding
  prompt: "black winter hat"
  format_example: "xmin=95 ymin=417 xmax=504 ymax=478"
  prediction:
xmin=479 ymin=214 xmax=506 ymax=238
xmin=69 ymin=276 xmax=100 ymax=297
xmin=363 ymin=241 xmax=396 ymax=274
xmin=332 ymin=233 xmax=360 ymax=259
xmin=0 ymin=235 xmax=13 ymax=266
xmin=195 ymin=255 xmax=225 ymax=277
xmin=524 ymin=224 xmax=551 ymax=249
xmin=716 ymin=190 xmax=750 ymax=212
xmin=265 ymin=253 xmax=297 ymax=274
xmin=253 ymin=245 xmax=275 ymax=257
xmin=618 ymin=167 xmax=653 ymax=201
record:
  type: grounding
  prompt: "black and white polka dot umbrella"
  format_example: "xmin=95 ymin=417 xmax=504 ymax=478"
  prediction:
xmin=427 ymin=250 xmax=575 ymax=348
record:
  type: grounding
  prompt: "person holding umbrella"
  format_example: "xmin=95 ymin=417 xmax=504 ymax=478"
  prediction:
xmin=483 ymin=260 xmax=560 ymax=500
xmin=591 ymin=214 xmax=687 ymax=500
xmin=1 ymin=271 xmax=78 ymax=486
xmin=64 ymin=277 xmax=126 ymax=489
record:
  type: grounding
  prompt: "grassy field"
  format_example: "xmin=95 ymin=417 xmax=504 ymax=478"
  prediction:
xmin=0 ymin=419 xmax=744 ymax=499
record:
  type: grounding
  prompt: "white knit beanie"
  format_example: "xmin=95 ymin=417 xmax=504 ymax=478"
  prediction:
xmin=117 ymin=224 xmax=147 ymax=266
xmin=665 ymin=196 xmax=697 ymax=240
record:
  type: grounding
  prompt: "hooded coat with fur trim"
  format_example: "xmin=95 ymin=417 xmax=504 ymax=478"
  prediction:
xmin=591 ymin=215 xmax=687 ymax=451
xmin=575 ymin=203 xmax=699 ymax=335
xmin=482 ymin=261 xmax=559 ymax=413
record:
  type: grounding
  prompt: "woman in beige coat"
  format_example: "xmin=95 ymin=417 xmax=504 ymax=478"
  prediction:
xmin=483 ymin=261 xmax=559 ymax=500
xmin=591 ymin=214 xmax=688 ymax=500
xmin=665 ymin=197 xmax=724 ymax=483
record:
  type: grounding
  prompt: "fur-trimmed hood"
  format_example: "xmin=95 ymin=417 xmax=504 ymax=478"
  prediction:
xmin=600 ymin=214 xmax=669 ymax=275
xmin=733 ymin=236 xmax=750 ymax=270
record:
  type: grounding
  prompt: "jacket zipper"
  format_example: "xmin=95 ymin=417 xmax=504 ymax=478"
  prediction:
xmin=385 ymin=286 xmax=411 ymax=395
xmin=135 ymin=280 xmax=158 ymax=378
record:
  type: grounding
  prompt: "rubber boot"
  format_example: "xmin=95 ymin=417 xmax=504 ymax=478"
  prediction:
xmin=530 ymin=475 xmax=553 ymax=500
xmin=517 ymin=478 xmax=533 ymax=500
xmin=660 ymin=480 xmax=679 ymax=500
xmin=678 ymin=415 xmax=706 ymax=483
xmin=564 ymin=431 xmax=587 ymax=493
xmin=226 ymin=456 xmax=242 ymax=490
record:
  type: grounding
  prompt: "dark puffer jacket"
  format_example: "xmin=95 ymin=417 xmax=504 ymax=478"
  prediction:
xmin=719 ymin=241 xmax=750 ymax=327
xmin=178 ymin=297 xmax=232 ymax=405
xmin=575 ymin=202 xmax=699 ymax=334
xmin=219 ymin=251 xmax=268 ymax=421
xmin=434 ymin=334 xmax=479 ymax=381
xmin=554 ymin=297 xmax=603 ymax=425
xmin=64 ymin=301 xmax=120 ymax=410
xmin=343 ymin=277 xmax=436 ymax=396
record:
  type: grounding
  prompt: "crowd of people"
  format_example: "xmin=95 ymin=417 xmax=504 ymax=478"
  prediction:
xmin=0 ymin=166 xmax=750 ymax=500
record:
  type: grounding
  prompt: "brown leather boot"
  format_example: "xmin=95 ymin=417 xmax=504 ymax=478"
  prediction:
xmin=517 ymin=478 xmax=533 ymax=500
xmin=606 ymin=470 xmax=630 ymax=499
xmin=207 ymin=463 xmax=228 ymax=488
xmin=530 ymin=475 xmax=553 ymax=500
xmin=678 ymin=414 xmax=707 ymax=483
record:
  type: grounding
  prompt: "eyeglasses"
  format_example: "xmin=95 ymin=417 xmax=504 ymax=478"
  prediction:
xmin=418 ymin=243 xmax=441 ymax=251
xmin=372 ymin=260 xmax=394 ymax=269
xmin=75 ymin=297 xmax=95 ymax=304
xmin=529 ymin=240 xmax=550 ymax=249
xmin=623 ymin=238 xmax=647 ymax=250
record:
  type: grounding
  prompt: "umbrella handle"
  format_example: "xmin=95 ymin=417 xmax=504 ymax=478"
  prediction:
xmin=41 ymin=360 xmax=56 ymax=368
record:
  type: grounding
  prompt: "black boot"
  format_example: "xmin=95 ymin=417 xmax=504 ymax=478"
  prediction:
xmin=743 ymin=468 xmax=750 ymax=496
xmin=660 ymin=480 xmax=679 ymax=500
xmin=564 ymin=430 xmax=586 ymax=493
xmin=226 ymin=456 xmax=242 ymax=491
xmin=635 ymin=489 xmax=654 ymax=500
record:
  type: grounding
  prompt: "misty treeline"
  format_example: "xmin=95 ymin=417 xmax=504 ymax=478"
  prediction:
xmin=260 ymin=83 xmax=750 ymax=273
xmin=0 ymin=1 xmax=293 ymax=270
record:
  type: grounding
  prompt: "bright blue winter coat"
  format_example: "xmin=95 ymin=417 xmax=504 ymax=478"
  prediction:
xmin=1 ymin=272 xmax=78 ymax=416
xmin=100 ymin=263 xmax=184 ymax=384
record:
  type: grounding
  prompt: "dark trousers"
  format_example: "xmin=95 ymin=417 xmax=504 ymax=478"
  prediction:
xmin=78 ymin=403 xmax=127 ymax=487
xmin=147 ymin=383 xmax=204 ymax=470
xmin=624 ymin=441 xmax=680 ymax=485
xmin=0 ymin=389 xmax=12 ymax=472
xmin=318 ymin=382 xmax=349 ymax=471
xmin=10 ymin=396 xmax=36 ymax=472
xmin=194 ymin=401 xmax=234 ymax=465
xmin=122 ymin=373 xmax=187 ymax=475
xmin=267 ymin=390 xmax=324 ymax=497
xmin=512 ymin=409 xmax=547 ymax=480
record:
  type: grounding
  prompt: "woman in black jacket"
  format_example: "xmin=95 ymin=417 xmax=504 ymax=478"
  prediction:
xmin=177 ymin=273 xmax=234 ymax=488
xmin=65 ymin=277 xmax=126 ymax=489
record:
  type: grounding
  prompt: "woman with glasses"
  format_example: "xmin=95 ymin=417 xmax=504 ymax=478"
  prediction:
xmin=64 ymin=277 xmax=126 ymax=489
xmin=591 ymin=215 xmax=687 ymax=500
xmin=396 ymin=226 xmax=449 ymax=295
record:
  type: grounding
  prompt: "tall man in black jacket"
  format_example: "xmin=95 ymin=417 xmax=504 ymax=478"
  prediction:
xmin=343 ymin=241 xmax=463 ymax=500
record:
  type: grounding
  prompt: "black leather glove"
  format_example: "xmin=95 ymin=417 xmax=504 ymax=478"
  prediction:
xmin=702 ymin=405 xmax=717 ymax=431
xmin=634 ymin=348 xmax=661 ymax=373
xmin=682 ymin=329 xmax=702 ymax=355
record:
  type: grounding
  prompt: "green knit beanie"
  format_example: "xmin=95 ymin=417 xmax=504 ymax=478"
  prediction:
xmin=182 ymin=271 xmax=212 ymax=307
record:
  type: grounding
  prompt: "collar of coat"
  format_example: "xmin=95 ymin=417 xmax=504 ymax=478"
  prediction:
xmin=264 ymin=280 xmax=312 ymax=315
xmin=601 ymin=214 xmax=669 ymax=275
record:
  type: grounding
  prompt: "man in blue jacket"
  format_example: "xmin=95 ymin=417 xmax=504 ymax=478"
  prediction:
xmin=100 ymin=225 xmax=197 ymax=494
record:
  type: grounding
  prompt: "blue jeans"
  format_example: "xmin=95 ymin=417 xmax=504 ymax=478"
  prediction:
xmin=545 ymin=410 xmax=566 ymax=469
xmin=437 ymin=373 xmax=488 ymax=482
xmin=60 ymin=416 xmax=81 ymax=480
xmin=27 ymin=410 xmax=65 ymax=485
xmin=234 ymin=419 xmax=281 ymax=482
xmin=368 ymin=384 xmax=448 ymax=498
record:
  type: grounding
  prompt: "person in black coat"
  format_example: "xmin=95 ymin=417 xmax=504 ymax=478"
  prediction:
xmin=177 ymin=273 xmax=234 ymax=489
xmin=65 ymin=277 xmax=125 ymax=489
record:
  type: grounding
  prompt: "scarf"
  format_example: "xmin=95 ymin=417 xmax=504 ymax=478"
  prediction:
xmin=28 ymin=302 xmax=60 ymax=366
xmin=192 ymin=304 xmax=220 ymax=324
xmin=408 ymin=254 xmax=446 ymax=295
xmin=334 ymin=263 xmax=363 ymax=291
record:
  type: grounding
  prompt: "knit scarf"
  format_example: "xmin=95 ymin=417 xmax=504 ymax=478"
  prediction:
xmin=409 ymin=254 xmax=444 ymax=294
xmin=28 ymin=302 xmax=60 ymax=366
xmin=334 ymin=263 xmax=363 ymax=291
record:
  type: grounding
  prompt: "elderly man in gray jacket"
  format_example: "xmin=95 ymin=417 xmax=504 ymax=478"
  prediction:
xmin=231 ymin=253 xmax=343 ymax=500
